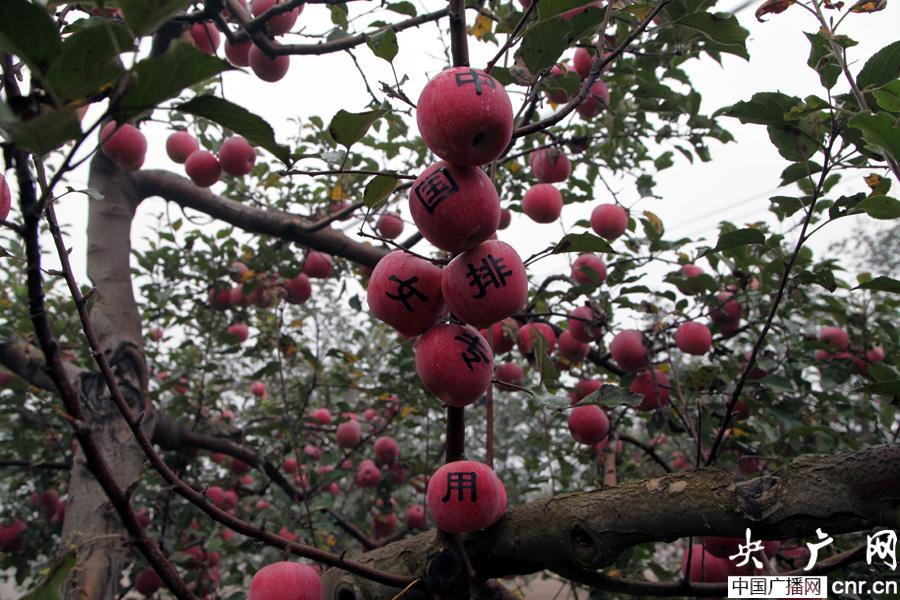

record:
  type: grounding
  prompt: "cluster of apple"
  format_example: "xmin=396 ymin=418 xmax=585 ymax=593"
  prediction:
xmin=0 ymin=489 xmax=65 ymax=553
xmin=544 ymin=44 xmax=611 ymax=119
xmin=167 ymin=130 xmax=258 ymax=187
xmin=815 ymin=325 xmax=886 ymax=375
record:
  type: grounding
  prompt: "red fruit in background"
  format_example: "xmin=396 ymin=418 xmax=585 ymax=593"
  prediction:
xmin=558 ymin=331 xmax=589 ymax=363
xmin=630 ymin=369 xmax=670 ymax=411
xmin=185 ymin=151 xmax=221 ymax=187
xmin=248 ymin=45 xmax=290 ymax=82
xmin=134 ymin=568 xmax=162 ymax=596
xmin=30 ymin=489 xmax=60 ymax=521
xmin=304 ymin=445 xmax=321 ymax=460
xmin=416 ymin=67 xmax=513 ymax=166
xmin=681 ymin=545 xmax=731 ymax=583
xmin=568 ymin=306 xmax=603 ymax=343
xmin=481 ymin=318 xmax=518 ymax=354
xmin=373 ymin=513 xmax=397 ymax=538
xmin=0 ymin=519 xmax=26 ymax=552
xmin=572 ymin=47 xmax=593 ymax=78
xmin=148 ymin=328 xmax=164 ymax=341
xmin=336 ymin=419 xmax=361 ymax=448
xmin=0 ymin=174 xmax=10 ymax=222
xmin=100 ymin=122 xmax=147 ymax=170
xmin=303 ymin=251 xmax=333 ymax=278
xmin=495 ymin=361 xmax=525 ymax=389
xmin=867 ymin=346 xmax=886 ymax=363
xmin=355 ymin=459 xmax=381 ymax=487
xmin=409 ymin=161 xmax=500 ymax=252
xmin=682 ymin=263 xmax=704 ymax=278
xmin=529 ymin=148 xmax=571 ymax=183
xmin=405 ymin=504 xmax=427 ymax=529
xmin=190 ymin=22 xmax=220 ymax=54
xmin=250 ymin=381 xmax=266 ymax=397
xmin=590 ymin=203 xmax=628 ymax=240
xmin=571 ymin=254 xmax=607 ymax=285
xmin=367 ymin=250 xmax=444 ymax=337
xmin=703 ymin=536 xmax=743 ymax=558
xmin=208 ymin=287 xmax=232 ymax=309
xmin=522 ymin=183 xmax=563 ymax=223
xmin=278 ymin=527 xmax=298 ymax=542
xmin=251 ymin=0 xmax=303 ymax=35
xmin=374 ymin=436 xmax=400 ymax=465
xmin=576 ymin=81 xmax=610 ymax=120
xmin=427 ymin=460 xmax=504 ymax=533
xmin=518 ymin=322 xmax=556 ymax=356
xmin=225 ymin=39 xmax=252 ymax=66
xmin=572 ymin=378 xmax=602 ymax=403
xmin=219 ymin=135 xmax=256 ymax=176
xmin=818 ymin=326 xmax=850 ymax=351
xmin=226 ymin=322 xmax=250 ymax=343
xmin=545 ymin=63 xmax=571 ymax=103
xmin=710 ymin=291 xmax=742 ymax=325
xmin=166 ymin=131 xmax=199 ymax=164
xmin=416 ymin=324 xmax=493 ymax=407
xmin=675 ymin=322 xmax=712 ymax=355
xmin=738 ymin=455 xmax=764 ymax=474
xmin=567 ymin=405 xmax=609 ymax=445
xmin=282 ymin=457 xmax=298 ymax=474
xmin=497 ymin=208 xmax=512 ymax=231
xmin=207 ymin=486 xmax=228 ymax=509
xmin=610 ymin=329 xmax=648 ymax=371
xmin=311 ymin=408 xmax=332 ymax=425
xmin=377 ymin=213 xmax=404 ymax=239
xmin=248 ymin=562 xmax=322 ymax=600
xmin=442 ymin=240 xmax=527 ymax=329
xmin=230 ymin=458 xmax=251 ymax=475
xmin=283 ymin=273 xmax=312 ymax=304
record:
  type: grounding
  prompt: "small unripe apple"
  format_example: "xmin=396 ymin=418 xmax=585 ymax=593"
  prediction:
xmin=226 ymin=322 xmax=250 ymax=343
xmin=558 ymin=331 xmax=589 ymax=363
xmin=224 ymin=39 xmax=252 ymax=66
xmin=134 ymin=568 xmax=162 ymax=596
xmin=166 ymin=131 xmax=199 ymax=164
xmin=0 ymin=174 xmax=10 ymax=222
xmin=522 ymin=183 xmax=563 ymax=223
xmin=405 ymin=504 xmax=427 ymax=529
xmin=409 ymin=161 xmax=500 ymax=252
xmin=416 ymin=67 xmax=513 ymax=166
xmin=571 ymin=378 xmax=602 ymax=403
xmin=590 ymin=203 xmax=628 ymax=240
xmin=367 ymin=250 xmax=444 ymax=337
xmin=572 ymin=47 xmax=593 ymax=78
xmin=442 ymin=240 xmax=527 ymax=328
xmin=481 ymin=318 xmax=518 ymax=354
xmin=427 ymin=460 xmax=504 ymax=533
xmin=373 ymin=513 xmax=397 ymax=538
xmin=610 ymin=329 xmax=648 ymax=371
xmin=185 ymin=151 xmax=222 ymax=187
xmin=568 ymin=405 xmax=609 ymax=445
xmin=818 ymin=326 xmax=849 ymax=351
xmin=248 ymin=562 xmax=321 ymax=600
xmin=311 ymin=408 xmax=331 ymax=425
xmin=495 ymin=361 xmax=525 ymax=389
xmin=630 ymin=369 xmax=670 ymax=411
xmin=251 ymin=0 xmax=303 ymax=35
xmin=568 ymin=305 xmax=603 ymax=343
xmin=571 ymin=254 xmax=606 ymax=285
xmin=529 ymin=148 xmax=571 ymax=183
xmin=675 ymin=322 xmax=712 ymax=355
xmin=518 ymin=322 xmax=556 ymax=356
xmin=703 ymin=536 xmax=742 ymax=558
xmin=355 ymin=459 xmax=381 ymax=487
xmin=376 ymin=213 xmax=404 ymax=239
xmin=575 ymin=81 xmax=610 ymax=120
xmin=100 ymin=121 xmax=147 ymax=170
xmin=283 ymin=273 xmax=311 ymax=304
xmin=190 ymin=22 xmax=220 ymax=54
xmin=373 ymin=436 xmax=400 ymax=465
xmin=336 ymin=419 xmax=361 ymax=448
xmin=681 ymin=545 xmax=731 ymax=583
xmin=498 ymin=208 xmax=511 ymax=229
xmin=248 ymin=45 xmax=290 ymax=82
xmin=416 ymin=324 xmax=493 ymax=407
xmin=219 ymin=135 xmax=256 ymax=176
xmin=545 ymin=63 xmax=570 ymax=103
xmin=250 ymin=380 xmax=266 ymax=397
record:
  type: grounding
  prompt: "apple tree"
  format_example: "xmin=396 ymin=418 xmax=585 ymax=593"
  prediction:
xmin=0 ymin=0 xmax=898 ymax=598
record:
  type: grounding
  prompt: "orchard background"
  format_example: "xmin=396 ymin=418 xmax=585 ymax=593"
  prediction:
xmin=0 ymin=0 xmax=899 ymax=598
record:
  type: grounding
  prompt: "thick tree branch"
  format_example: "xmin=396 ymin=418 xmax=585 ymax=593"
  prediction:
xmin=0 ymin=335 xmax=82 ymax=391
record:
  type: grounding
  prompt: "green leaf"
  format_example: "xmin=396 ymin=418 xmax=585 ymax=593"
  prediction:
xmin=0 ymin=104 xmax=82 ymax=156
xmin=46 ymin=22 xmax=133 ymax=103
xmin=533 ymin=332 xmax=559 ymax=390
xmin=854 ymin=275 xmax=900 ymax=293
xmin=857 ymin=40 xmax=900 ymax=90
xmin=848 ymin=112 xmax=900 ymax=163
xmin=805 ymin=32 xmax=841 ymax=89
xmin=537 ymin=0 xmax=599 ymax=19
xmin=366 ymin=28 xmax=398 ymax=63
xmin=119 ymin=0 xmax=191 ymax=36
xmin=519 ymin=8 xmax=604 ymax=73
xmin=174 ymin=95 xmax=291 ymax=164
xmin=856 ymin=195 xmax=900 ymax=219
xmin=21 ymin=551 xmax=76 ymax=600
xmin=780 ymin=161 xmax=822 ymax=186
xmin=386 ymin=1 xmax=417 ymax=16
xmin=328 ymin=108 xmax=388 ymax=148
xmin=873 ymin=80 xmax=900 ymax=112
xmin=0 ymin=0 xmax=61 ymax=75
xmin=856 ymin=379 xmax=900 ymax=395
xmin=552 ymin=232 xmax=616 ymax=254
xmin=579 ymin=384 xmax=644 ymax=408
xmin=702 ymin=228 xmax=765 ymax=256
xmin=769 ymin=195 xmax=806 ymax=220
xmin=722 ymin=92 xmax=798 ymax=126
xmin=673 ymin=12 xmax=749 ymax=60
xmin=795 ymin=268 xmax=836 ymax=292
xmin=363 ymin=174 xmax=398 ymax=208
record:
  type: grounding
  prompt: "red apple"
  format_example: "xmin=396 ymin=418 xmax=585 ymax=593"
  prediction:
xmin=0 ymin=519 xmax=26 ymax=552
xmin=251 ymin=0 xmax=303 ymax=35
xmin=409 ymin=161 xmax=500 ymax=252
xmin=373 ymin=513 xmax=397 ymax=538
xmin=529 ymin=148 xmax=571 ymax=183
xmin=355 ymin=459 xmax=381 ymax=487
xmin=682 ymin=263 xmax=704 ymax=278
xmin=568 ymin=305 xmax=603 ymax=343
xmin=225 ymin=39 xmax=252 ymax=66
xmin=148 ymin=328 xmax=164 ymax=341
xmin=818 ymin=326 xmax=849 ymax=351
xmin=336 ymin=419 xmax=361 ymax=448
xmin=518 ymin=322 xmax=556 ymax=356
xmin=0 ymin=174 xmax=10 ymax=222
xmin=442 ymin=240 xmax=527 ymax=328
xmin=248 ymin=45 xmax=290 ymax=82
xmin=495 ymin=361 xmax=525 ymax=389
xmin=248 ymin=562 xmax=321 ymax=600
xmin=572 ymin=47 xmax=594 ymax=78
xmin=610 ymin=329 xmax=648 ymax=371
xmin=283 ymin=273 xmax=311 ymax=304
xmin=250 ymin=380 xmax=266 ymax=397
xmin=630 ymin=369 xmax=670 ymax=411
xmin=230 ymin=458 xmax=250 ymax=475
xmin=545 ymin=63 xmax=571 ymax=103
xmin=190 ymin=22 xmax=220 ymax=54
xmin=219 ymin=135 xmax=256 ymax=176
xmin=99 ymin=121 xmax=147 ymax=170
xmin=405 ymin=504 xmax=426 ymax=529
xmin=282 ymin=457 xmax=298 ymax=474
xmin=376 ymin=213 xmax=404 ymax=239
xmin=867 ymin=346 xmax=886 ymax=363
xmin=427 ymin=460 xmax=504 ymax=533
xmin=681 ymin=545 xmax=731 ymax=583
xmin=498 ymin=208 xmax=511 ymax=229
xmin=572 ymin=378 xmax=602 ymax=402
xmin=675 ymin=322 xmax=712 ymax=355
xmin=367 ymin=250 xmax=444 ymax=337
xmin=590 ymin=203 xmax=628 ymax=240
xmin=373 ymin=436 xmax=400 ymax=465
xmin=166 ymin=131 xmax=199 ymax=164
xmin=303 ymin=251 xmax=333 ymax=278
xmin=571 ymin=254 xmax=607 ymax=285
xmin=710 ymin=291 xmax=742 ymax=326
xmin=311 ymin=408 xmax=331 ymax=425
xmin=576 ymin=81 xmax=610 ymax=120
xmin=134 ymin=568 xmax=162 ymax=596
xmin=522 ymin=183 xmax=563 ymax=223
xmin=185 ymin=150 xmax=221 ymax=187
xmin=226 ymin=322 xmax=250 ymax=343
xmin=415 ymin=324 xmax=493 ymax=407
xmin=703 ymin=536 xmax=743 ymax=559
xmin=558 ymin=330 xmax=589 ymax=363
xmin=206 ymin=287 xmax=231 ymax=309
xmin=481 ymin=318 xmax=518 ymax=354
xmin=568 ymin=405 xmax=609 ymax=445
xmin=416 ymin=67 xmax=513 ymax=166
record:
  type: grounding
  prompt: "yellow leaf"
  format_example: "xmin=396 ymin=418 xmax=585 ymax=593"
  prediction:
xmin=849 ymin=0 xmax=885 ymax=11
xmin=401 ymin=405 xmax=417 ymax=418
xmin=643 ymin=210 xmax=664 ymax=234
xmin=469 ymin=14 xmax=492 ymax=40
xmin=864 ymin=173 xmax=883 ymax=190
xmin=506 ymin=161 xmax=520 ymax=173
xmin=330 ymin=185 xmax=345 ymax=201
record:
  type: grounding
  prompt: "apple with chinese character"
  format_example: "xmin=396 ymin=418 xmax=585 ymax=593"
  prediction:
xmin=415 ymin=324 xmax=493 ymax=407
xmin=367 ymin=250 xmax=445 ymax=337
xmin=426 ymin=460 xmax=505 ymax=533
xmin=442 ymin=241 xmax=527 ymax=328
